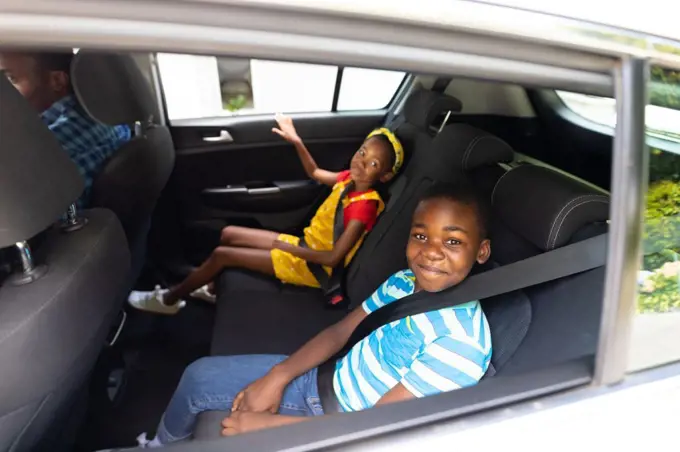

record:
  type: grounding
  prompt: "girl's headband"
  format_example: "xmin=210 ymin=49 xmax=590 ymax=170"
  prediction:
xmin=366 ymin=127 xmax=404 ymax=174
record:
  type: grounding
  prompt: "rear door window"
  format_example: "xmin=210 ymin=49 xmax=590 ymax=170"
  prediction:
xmin=156 ymin=54 xmax=406 ymax=122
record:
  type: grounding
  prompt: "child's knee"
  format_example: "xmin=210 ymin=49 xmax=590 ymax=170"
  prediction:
xmin=179 ymin=357 xmax=221 ymax=393
xmin=220 ymin=226 xmax=236 ymax=244
xmin=210 ymin=246 xmax=232 ymax=264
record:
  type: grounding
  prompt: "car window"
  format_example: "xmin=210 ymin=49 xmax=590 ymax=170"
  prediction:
xmin=336 ymin=67 xmax=406 ymax=111
xmin=156 ymin=53 xmax=406 ymax=122
xmin=629 ymin=65 xmax=680 ymax=372
xmin=556 ymin=67 xmax=680 ymax=142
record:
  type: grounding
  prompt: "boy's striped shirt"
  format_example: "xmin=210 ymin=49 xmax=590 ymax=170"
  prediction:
xmin=333 ymin=269 xmax=492 ymax=411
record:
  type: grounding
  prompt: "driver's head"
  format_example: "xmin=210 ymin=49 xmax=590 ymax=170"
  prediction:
xmin=0 ymin=51 xmax=73 ymax=112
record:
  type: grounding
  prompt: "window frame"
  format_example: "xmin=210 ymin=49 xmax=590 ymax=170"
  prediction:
xmin=6 ymin=1 xmax=673 ymax=449
xmin=148 ymin=52 xmax=649 ymax=452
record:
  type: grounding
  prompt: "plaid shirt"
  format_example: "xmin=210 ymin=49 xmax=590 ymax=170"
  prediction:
xmin=41 ymin=95 xmax=131 ymax=207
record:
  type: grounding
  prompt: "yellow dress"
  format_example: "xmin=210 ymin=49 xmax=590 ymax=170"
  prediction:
xmin=271 ymin=175 xmax=384 ymax=287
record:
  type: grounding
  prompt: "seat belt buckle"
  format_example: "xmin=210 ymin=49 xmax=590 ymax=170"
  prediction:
xmin=325 ymin=290 xmax=349 ymax=310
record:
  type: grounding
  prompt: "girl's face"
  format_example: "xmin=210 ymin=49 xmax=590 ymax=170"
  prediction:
xmin=349 ymin=137 xmax=394 ymax=186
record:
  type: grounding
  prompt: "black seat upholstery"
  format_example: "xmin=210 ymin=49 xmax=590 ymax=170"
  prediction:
xmin=71 ymin=51 xmax=175 ymax=284
xmin=211 ymin=122 xmax=514 ymax=357
xmin=482 ymin=164 xmax=609 ymax=375
xmin=0 ymin=76 xmax=130 ymax=451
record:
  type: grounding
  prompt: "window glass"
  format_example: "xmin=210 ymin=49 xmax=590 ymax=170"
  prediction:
xmin=246 ymin=60 xmax=337 ymax=114
xmin=629 ymin=66 xmax=680 ymax=372
xmin=337 ymin=67 xmax=405 ymax=110
xmin=157 ymin=54 xmax=406 ymax=121
xmin=556 ymin=67 xmax=680 ymax=142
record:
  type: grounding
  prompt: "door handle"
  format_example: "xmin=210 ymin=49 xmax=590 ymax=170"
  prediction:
xmin=248 ymin=187 xmax=281 ymax=195
xmin=203 ymin=130 xmax=234 ymax=143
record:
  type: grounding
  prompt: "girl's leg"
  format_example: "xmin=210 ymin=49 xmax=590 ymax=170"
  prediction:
xmin=219 ymin=226 xmax=280 ymax=249
xmin=163 ymin=246 xmax=274 ymax=306
xmin=154 ymin=355 xmax=322 ymax=445
xmin=194 ymin=227 xmax=280 ymax=296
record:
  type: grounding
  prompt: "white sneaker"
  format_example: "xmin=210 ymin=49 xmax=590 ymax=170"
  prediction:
xmin=189 ymin=284 xmax=216 ymax=304
xmin=128 ymin=285 xmax=186 ymax=315
xmin=96 ymin=432 xmax=156 ymax=450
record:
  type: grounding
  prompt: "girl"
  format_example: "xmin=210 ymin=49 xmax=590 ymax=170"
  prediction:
xmin=128 ymin=113 xmax=403 ymax=314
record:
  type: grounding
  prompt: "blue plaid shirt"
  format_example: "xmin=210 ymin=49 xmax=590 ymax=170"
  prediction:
xmin=41 ymin=95 xmax=131 ymax=207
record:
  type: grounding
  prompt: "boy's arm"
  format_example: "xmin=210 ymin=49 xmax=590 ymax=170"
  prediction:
xmin=222 ymin=411 xmax=310 ymax=436
xmin=273 ymin=220 xmax=366 ymax=267
xmin=230 ymin=305 xmax=368 ymax=413
xmin=375 ymin=384 xmax=415 ymax=405
xmin=221 ymin=375 xmax=414 ymax=437
xmin=272 ymin=113 xmax=339 ymax=186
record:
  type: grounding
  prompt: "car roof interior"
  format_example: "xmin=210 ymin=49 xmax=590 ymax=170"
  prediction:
xmin=0 ymin=49 xmax=615 ymax=452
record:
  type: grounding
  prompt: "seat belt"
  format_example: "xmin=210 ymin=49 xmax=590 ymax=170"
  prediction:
xmin=431 ymin=77 xmax=452 ymax=93
xmin=317 ymin=233 xmax=607 ymax=412
xmin=302 ymin=182 xmax=356 ymax=309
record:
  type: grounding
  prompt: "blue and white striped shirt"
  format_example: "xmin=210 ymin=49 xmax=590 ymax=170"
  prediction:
xmin=333 ymin=270 xmax=492 ymax=411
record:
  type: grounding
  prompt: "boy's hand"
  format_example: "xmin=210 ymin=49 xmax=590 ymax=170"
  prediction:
xmin=231 ymin=373 xmax=287 ymax=413
xmin=272 ymin=113 xmax=300 ymax=144
xmin=221 ymin=411 xmax=281 ymax=436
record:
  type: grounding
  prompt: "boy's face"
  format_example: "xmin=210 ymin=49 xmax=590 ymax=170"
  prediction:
xmin=349 ymin=137 xmax=394 ymax=186
xmin=406 ymin=198 xmax=491 ymax=293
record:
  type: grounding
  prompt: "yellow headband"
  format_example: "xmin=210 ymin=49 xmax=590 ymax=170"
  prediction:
xmin=366 ymin=127 xmax=404 ymax=175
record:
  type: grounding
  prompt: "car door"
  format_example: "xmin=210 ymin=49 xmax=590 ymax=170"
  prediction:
xmin=154 ymin=54 xmax=408 ymax=264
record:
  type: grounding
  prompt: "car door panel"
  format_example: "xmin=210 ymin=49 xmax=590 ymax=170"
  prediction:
xmin=201 ymin=179 xmax=319 ymax=213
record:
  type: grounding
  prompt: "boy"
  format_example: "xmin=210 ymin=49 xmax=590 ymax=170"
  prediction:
xmin=128 ymin=114 xmax=403 ymax=314
xmin=114 ymin=182 xmax=492 ymax=448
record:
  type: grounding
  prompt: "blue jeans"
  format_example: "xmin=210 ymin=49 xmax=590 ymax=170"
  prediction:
xmin=156 ymin=355 xmax=324 ymax=444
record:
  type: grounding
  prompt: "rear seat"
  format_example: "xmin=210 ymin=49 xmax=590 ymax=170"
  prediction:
xmin=481 ymin=164 xmax=609 ymax=375
xmin=193 ymin=162 xmax=609 ymax=441
xmin=211 ymin=121 xmax=514 ymax=356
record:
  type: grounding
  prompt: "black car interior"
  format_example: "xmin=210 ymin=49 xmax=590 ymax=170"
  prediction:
xmin=0 ymin=50 xmax=615 ymax=452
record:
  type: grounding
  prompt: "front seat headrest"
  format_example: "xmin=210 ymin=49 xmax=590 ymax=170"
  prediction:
xmin=403 ymin=89 xmax=463 ymax=130
xmin=0 ymin=77 xmax=84 ymax=247
xmin=492 ymin=165 xmax=609 ymax=251
xmin=71 ymin=51 xmax=159 ymax=126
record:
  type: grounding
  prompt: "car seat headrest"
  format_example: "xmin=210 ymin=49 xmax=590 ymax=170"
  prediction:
xmin=403 ymin=89 xmax=462 ymax=130
xmin=0 ymin=77 xmax=84 ymax=247
xmin=492 ymin=165 xmax=609 ymax=251
xmin=427 ymin=124 xmax=514 ymax=171
xmin=71 ymin=51 xmax=159 ymax=126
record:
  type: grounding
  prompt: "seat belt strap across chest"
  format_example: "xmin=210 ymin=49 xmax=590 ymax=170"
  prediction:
xmin=302 ymin=181 xmax=355 ymax=307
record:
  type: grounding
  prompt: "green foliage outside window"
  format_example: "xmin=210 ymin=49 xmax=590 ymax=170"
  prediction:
xmin=639 ymin=67 xmax=680 ymax=313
